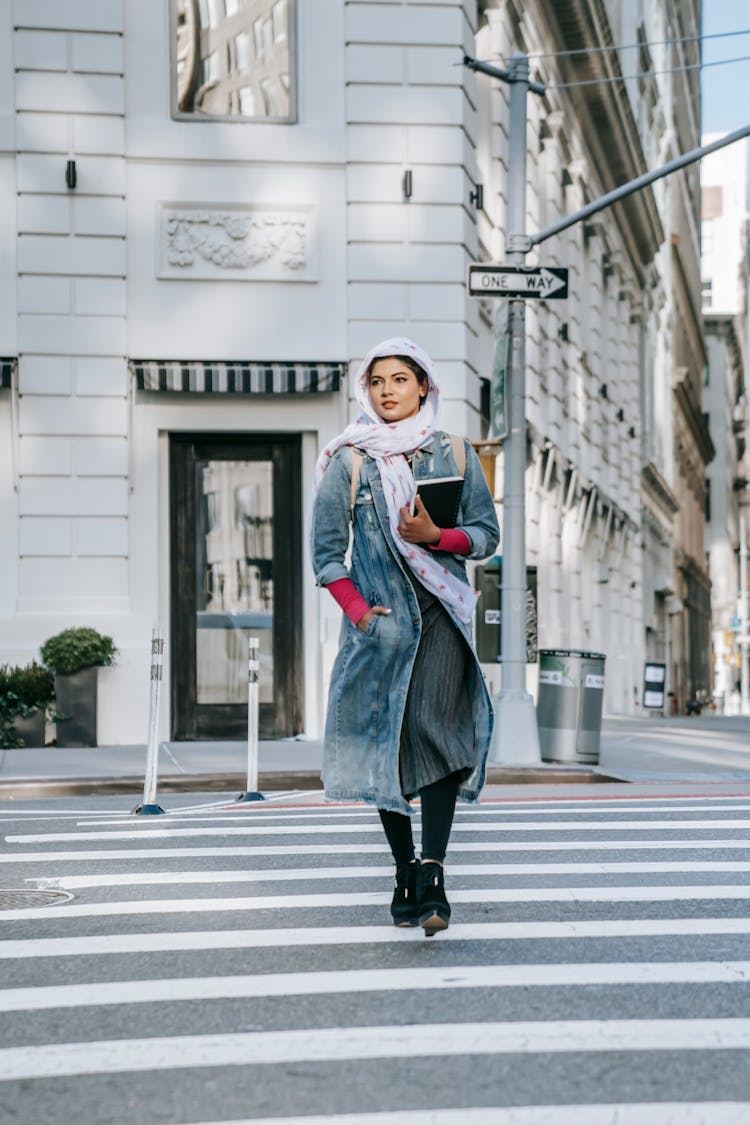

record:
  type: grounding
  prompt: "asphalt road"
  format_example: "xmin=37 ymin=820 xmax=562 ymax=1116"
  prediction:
xmin=2 ymin=787 xmax=750 ymax=1123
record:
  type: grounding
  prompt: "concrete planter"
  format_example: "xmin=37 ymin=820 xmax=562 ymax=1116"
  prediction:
xmin=12 ymin=709 xmax=46 ymax=748
xmin=54 ymin=667 xmax=98 ymax=747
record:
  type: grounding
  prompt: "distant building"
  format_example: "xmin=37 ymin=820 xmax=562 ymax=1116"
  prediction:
xmin=701 ymin=135 xmax=749 ymax=713
xmin=660 ymin=1 xmax=714 ymax=715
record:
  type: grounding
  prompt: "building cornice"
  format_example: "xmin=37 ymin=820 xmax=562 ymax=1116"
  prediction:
xmin=641 ymin=461 xmax=680 ymax=516
xmin=704 ymin=313 xmax=746 ymax=394
xmin=543 ymin=0 xmax=665 ymax=268
xmin=671 ymin=236 xmax=708 ymax=369
xmin=673 ymin=371 xmax=716 ymax=465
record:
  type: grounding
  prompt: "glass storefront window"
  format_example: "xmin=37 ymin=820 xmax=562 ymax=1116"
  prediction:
xmin=196 ymin=460 xmax=275 ymax=706
xmin=173 ymin=0 xmax=295 ymax=121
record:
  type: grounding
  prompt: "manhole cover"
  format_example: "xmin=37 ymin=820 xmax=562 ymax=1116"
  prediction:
xmin=0 ymin=889 xmax=74 ymax=910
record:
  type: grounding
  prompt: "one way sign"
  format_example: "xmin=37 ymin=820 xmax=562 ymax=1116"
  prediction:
xmin=468 ymin=264 xmax=569 ymax=299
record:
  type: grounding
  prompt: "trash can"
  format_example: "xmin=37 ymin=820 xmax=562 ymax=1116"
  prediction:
xmin=536 ymin=649 xmax=606 ymax=765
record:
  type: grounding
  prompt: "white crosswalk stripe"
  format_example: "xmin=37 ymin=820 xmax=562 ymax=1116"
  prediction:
xmin=7 ymin=883 xmax=750 ymax=921
xmin=4 ymin=916 xmax=750 ymax=960
xmin=29 ymin=858 xmax=750 ymax=890
xmin=3 ymin=791 xmax=750 ymax=1120
xmin=6 ymin=837 xmax=750 ymax=862
xmin=7 ymin=816 xmax=750 ymax=842
xmin=4 ymin=1018 xmax=750 ymax=1080
xmin=2 ymin=960 xmax=750 ymax=1013
xmin=188 ymin=1109 xmax=750 ymax=1125
xmin=186 ymin=1109 xmax=750 ymax=1125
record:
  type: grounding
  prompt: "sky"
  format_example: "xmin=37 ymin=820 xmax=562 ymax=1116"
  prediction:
xmin=701 ymin=0 xmax=750 ymax=133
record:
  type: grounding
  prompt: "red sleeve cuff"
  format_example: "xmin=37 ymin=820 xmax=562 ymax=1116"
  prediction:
xmin=325 ymin=577 xmax=371 ymax=625
xmin=429 ymin=527 xmax=471 ymax=555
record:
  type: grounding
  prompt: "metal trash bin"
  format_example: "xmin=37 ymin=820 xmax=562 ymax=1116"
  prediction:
xmin=536 ymin=649 xmax=606 ymax=765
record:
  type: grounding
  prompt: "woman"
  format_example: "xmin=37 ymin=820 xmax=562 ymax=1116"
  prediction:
xmin=311 ymin=337 xmax=499 ymax=936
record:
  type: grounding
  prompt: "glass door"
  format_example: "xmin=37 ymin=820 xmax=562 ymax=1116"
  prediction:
xmin=170 ymin=433 xmax=302 ymax=739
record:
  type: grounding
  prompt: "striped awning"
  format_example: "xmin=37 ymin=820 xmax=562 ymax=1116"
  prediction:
xmin=130 ymin=359 xmax=344 ymax=394
xmin=0 ymin=359 xmax=15 ymax=390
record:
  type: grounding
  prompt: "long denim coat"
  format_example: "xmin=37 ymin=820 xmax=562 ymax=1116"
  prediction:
xmin=311 ymin=431 xmax=501 ymax=815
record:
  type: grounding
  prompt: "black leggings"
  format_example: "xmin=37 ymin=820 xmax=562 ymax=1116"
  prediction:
xmin=378 ymin=771 xmax=462 ymax=866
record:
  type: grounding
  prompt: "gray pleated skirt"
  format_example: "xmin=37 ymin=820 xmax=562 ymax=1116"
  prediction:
xmin=398 ymin=578 xmax=477 ymax=799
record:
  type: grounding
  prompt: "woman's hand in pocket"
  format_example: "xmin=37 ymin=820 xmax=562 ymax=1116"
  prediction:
xmin=356 ymin=606 xmax=391 ymax=632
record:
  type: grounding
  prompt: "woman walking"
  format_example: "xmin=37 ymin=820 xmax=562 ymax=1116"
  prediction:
xmin=311 ymin=337 xmax=500 ymax=935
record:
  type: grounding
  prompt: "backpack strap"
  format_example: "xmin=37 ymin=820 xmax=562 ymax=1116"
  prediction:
xmin=349 ymin=448 xmax=362 ymax=515
xmin=450 ymin=433 xmax=466 ymax=477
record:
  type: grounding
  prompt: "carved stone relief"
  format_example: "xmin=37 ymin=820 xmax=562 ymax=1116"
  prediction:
xmin=160 ymin=205 xmax=316 ymax=281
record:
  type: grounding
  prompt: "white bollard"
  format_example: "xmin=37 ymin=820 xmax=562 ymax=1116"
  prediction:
xmin=134 ymin=626 xmax=165 ymax=815
xmin=237 ymin=635 xmax=264 ymax=802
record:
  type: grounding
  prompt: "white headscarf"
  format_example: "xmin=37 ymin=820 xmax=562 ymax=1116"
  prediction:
xmin=314 ymin=337 xmax=478 ymax=623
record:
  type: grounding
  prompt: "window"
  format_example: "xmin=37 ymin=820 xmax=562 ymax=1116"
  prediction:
xmin=238 ymin=86 xmax=256 ymax=114
xmin=273 ymin=0 xmax=287 ymax=41
xmin=204 ymin=50 xmax=219 ymax=84
xmin=234 ymin=30 xmax=250 ymax=71
xmin=702 ymin=278 xmax=713 ymax=308
xmin=173 ymin=0 xmax=296 ymax=121
xmin=253 ymin=18 xmax=265 ymax=59
xmin=206 ymin=0 xmax=223 ymax=28
xmin=702 ymin=185 xmax=723 ymax=220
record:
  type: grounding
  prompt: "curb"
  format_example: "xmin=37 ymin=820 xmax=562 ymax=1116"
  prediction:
xmin=0 ymin=765 xmax=621 ymax=800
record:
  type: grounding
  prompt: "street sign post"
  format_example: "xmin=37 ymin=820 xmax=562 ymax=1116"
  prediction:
xmin=468 ymin=264 xmax=568 ymax=299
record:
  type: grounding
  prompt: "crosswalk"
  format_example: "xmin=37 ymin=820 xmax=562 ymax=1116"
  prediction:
xmin=2 ymin=792 xmax=750 ymax=1122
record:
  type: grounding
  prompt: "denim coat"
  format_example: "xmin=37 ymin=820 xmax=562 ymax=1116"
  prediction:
xmin=311 ymin=431 xmax=500 ymax=815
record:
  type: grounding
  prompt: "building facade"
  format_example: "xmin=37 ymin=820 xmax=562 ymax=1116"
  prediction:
xmin=701 ymin=135 xmax=749 ymax=713
xmin=0 ymin=0 xmax=714 ymax=744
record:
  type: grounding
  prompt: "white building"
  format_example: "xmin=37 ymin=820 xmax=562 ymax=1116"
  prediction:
xmin=701 ymin=135 xmax=749 ymax=712
xmin=0 ymin=0 xmax=711 ymax=745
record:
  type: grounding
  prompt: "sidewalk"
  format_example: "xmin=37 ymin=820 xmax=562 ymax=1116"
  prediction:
xmin=1 ymin=713 xmax=749 ymax=800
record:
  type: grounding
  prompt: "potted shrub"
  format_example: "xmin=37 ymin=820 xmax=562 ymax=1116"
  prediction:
xmin=0 ymin=662 xmax=55 ymax=748
xmin=40 ymin=628 xmax=117 ymax=748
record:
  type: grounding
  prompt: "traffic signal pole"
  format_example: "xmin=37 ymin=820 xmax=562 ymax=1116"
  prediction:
xmin=464 ymin=51 xmax=750 ymax=765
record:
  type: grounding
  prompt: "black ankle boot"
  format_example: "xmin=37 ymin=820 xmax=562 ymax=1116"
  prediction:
xmin=390 ymin=861 xmax=420 ymax=926
xmin=417 ymin=861 xmax=450 ymax=936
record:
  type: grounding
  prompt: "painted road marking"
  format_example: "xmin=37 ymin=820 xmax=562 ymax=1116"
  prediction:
xmin=2 ymin=960 xmax=750 ymax=1013
xmin=8 ymin=817 xmax=750 ymax=843
xmin=186 ymin=1106 xmax=750 ymax=1125
xmin=4 ymin=838 xmax=750 ymax=863
xmin=3 ymin=1019 xmax=750 ymax=1080
xmin=76 ymin=802 xmax=750 ymax=827
xmin=6 ymin=883 xmax=750 ymax=921
xmin=31 ymin=859 xmax=750 ymax=890
xmin=5 ymin=916 xmax=750 ymax=959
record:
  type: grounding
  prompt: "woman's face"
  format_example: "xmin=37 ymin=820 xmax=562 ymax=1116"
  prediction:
xmin=368 ymin=357 xmax=426 ymax=422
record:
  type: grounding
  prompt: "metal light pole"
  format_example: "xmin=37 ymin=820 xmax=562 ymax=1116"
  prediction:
xmin=466 ymin=53 xmax=545 ymax=764
xmin=493 ymin=55 xmax=542 ymax=763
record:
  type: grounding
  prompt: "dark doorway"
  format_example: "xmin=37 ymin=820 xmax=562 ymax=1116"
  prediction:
xmin=170 ymin=433 xmax=302 ymax=739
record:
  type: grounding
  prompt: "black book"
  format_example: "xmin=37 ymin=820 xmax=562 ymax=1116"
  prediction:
xmin=412 ymin=475 xmax=464 ymax=528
